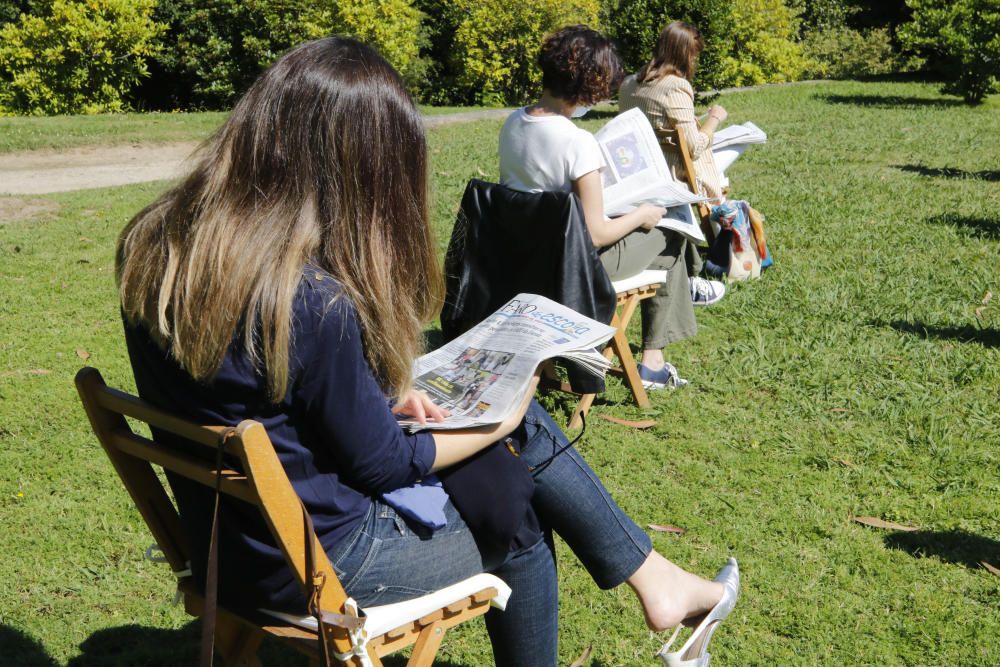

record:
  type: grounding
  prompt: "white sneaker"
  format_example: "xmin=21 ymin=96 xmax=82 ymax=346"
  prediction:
xmin=690 ymin=277 xmax=725 ymax=307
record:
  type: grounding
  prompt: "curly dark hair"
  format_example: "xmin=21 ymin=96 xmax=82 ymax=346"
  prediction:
xmin=537 ymin=25 xmax=622 ymax=106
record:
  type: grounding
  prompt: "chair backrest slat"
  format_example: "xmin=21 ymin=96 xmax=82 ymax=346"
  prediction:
xmin=94 ymin=384 xmax=225 ymax=449
xmin=106 ymin=428 xmax=257 ymax=504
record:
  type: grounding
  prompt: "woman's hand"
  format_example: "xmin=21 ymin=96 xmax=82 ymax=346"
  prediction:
xmin=392 ymin=389 xmax=450 ymax=424
xmin=635 ymin=203 xmax=667 ymax=230
xmin=708 ymin=105 xmax=728 ymax=123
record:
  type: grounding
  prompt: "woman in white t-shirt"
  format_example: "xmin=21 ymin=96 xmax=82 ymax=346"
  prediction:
xmin=499 ymin=25 xmax=724 ymax=389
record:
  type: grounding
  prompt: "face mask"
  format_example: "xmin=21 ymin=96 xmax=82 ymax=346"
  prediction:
xmin=571 ymin=105 xmax=591 ymax=118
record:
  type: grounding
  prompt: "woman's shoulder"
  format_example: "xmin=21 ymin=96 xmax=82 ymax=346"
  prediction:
xmin=650 ymin=74 xmax=693 ymax=94
xmin=300 ymin=265 xmax=343 ymax=302
xmin=622 ymin=74 xmax=693 ymax=105
xmin=296 ymin=267 xmax=357 ymax=330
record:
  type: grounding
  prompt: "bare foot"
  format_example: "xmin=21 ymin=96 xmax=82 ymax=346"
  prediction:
xmin=627 ymin=552 xmax=724 ymax=631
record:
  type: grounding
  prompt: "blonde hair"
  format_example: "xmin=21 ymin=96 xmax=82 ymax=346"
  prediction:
xmin=636 ymin=21 xmax=704 ymax=84
xmin=117 ymin=37 xmax=442 ymax=401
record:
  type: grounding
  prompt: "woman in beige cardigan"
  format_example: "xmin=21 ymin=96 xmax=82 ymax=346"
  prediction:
xmin=619 ymin=21 xmax=727 ymax=202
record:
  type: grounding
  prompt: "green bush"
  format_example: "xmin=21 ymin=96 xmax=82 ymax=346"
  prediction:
xmin=790 ymin=0 xmax=854 ymax=32
xmin=334 ymin=0 xmax=428 ymax=89
xmin=418 ymin=0 xmax=601 ymax=106
xmin=605 ymin=0 xmax=808 ymax=90
xmin=604 ymin=0 xmax=737 ymax=92
xmin=143 ymin=0 xmax=335 ymax=110
xmin=720 ymin=0 xmax=810 ymax=85
xmin=0 ymin=1 xmax=35 ymax=26
xmin=802 ymin=25 xmax=898 ymax=79
xmin=794 ymin=0 xmax=902 ymax=79
xmin=900 ymin=0 xmax=1000 ymax=105
xmin=0 ymin=0 xmax=163 ymax=115
xmin=144 ymin=0 xmax=426 ymax=110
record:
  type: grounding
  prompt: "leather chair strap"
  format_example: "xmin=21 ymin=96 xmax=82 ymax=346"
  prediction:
xmin=200 ymin=426 xmax=237 ymax=667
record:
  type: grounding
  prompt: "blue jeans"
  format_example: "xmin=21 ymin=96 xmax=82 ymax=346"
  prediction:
xmin=330 ymin=402 xmax=652 ymax=666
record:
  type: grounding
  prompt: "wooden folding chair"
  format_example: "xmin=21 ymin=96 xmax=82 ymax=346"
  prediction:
xmin=547 ymin=269 xmax=667 ymax=429
xmin=75 ymin=367 xmax=510 ymax=667
xmin=661 ymin=128 xmax=716 ymax=244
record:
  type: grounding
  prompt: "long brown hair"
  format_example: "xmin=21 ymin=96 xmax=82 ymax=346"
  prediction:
xmin=117 ymin=37 xmax=441 ymax=401
xmin=636 ymin=21 xmax=704 ymax=84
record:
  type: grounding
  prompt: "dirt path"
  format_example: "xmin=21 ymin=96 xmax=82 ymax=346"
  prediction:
xmin=1 ymin=143 xmax=200 ymax=195
xmin=0 ymin=108 xmax=514 ymax=196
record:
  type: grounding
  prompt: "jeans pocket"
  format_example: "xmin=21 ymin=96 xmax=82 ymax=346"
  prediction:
xmin=522 ymin=404 xmax=567 ymax=459
xmin=337 ymin=534 xmax=382 ymax=594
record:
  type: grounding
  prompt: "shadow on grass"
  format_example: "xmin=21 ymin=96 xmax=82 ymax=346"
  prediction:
xmin=895 ymin=164 xmax=1000 ymax=182
xmin=883 ymin=320 xmax=1000 ymax=348
xmin=66 ymin=620 xmax=476 ymax=666
xmin=885 ymin=530 xmax=1000 ymax=569
xmin=67 ymin=622 xmax=201 ymax=667
xmin=926 ymin=212 xmax=1000 ymax=241
xmin=382 ymin=657 xmax=472 ymax=667
xmin=0 ymin=625 xmax=57 ymax=667
xmin=818 ymin=93 xmax=964 ymax=108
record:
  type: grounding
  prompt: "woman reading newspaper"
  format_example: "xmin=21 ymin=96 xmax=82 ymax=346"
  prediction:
xmin=619 ymin=21 xmax=771 ymax=278
xmin=116 ymin=37 xmax=738 ymax=667
xmin=499 ymin=26 xmax=726 ymax=391
xmin=619 ymin=22 xmax=730 ymax=202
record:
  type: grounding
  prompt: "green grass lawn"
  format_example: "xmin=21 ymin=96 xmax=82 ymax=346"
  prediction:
xmin=1 ymin=80 xmax=998 ymax=666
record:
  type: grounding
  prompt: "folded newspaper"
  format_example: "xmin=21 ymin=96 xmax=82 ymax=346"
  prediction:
xmin=710 ymin=121 xmax=767 ymax=151
xmin=398 ymin=294 xmax=616 ymax=432
xmin=711 ymin=121 xmax=767 ymax=185
xmin=595 ymin=108 xmax=709 ymax=244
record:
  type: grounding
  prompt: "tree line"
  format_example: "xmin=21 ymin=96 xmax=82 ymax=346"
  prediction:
xmin=0 ymin=0 xmax=996 ymax=116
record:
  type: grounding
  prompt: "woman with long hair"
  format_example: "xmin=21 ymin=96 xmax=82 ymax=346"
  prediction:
xmin=620 ymin=21 xmax=728 ymax=202
xmin=117 ymin=36 xmax=737 ymax=666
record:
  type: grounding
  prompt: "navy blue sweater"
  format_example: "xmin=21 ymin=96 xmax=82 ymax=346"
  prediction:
xmin=124 ymin=269 xmax=437 ymax=609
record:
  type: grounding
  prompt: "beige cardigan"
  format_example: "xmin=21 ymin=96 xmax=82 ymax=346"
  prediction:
xmin=619 ymin=74 xmax=723 ymax=200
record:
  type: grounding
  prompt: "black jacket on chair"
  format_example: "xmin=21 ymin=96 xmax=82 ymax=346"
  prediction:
xmin=438 ymin=180 xmax=616 ymax=566
xmin=441 ymin=179 xmax=617 ymax=395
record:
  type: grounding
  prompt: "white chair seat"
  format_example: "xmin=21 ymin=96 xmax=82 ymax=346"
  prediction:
xmin=611 ymin=269 xmax=668 ymax=295
xmin=261 ymin=572 xmax=511 ymax=636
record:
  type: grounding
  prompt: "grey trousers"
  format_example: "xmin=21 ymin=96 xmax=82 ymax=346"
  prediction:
xmin=599 ymin=228 xmax=700 ymax=349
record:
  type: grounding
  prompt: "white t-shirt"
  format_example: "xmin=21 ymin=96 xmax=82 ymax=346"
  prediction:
xmin=498 ymin=108 xmax=603 ymax=193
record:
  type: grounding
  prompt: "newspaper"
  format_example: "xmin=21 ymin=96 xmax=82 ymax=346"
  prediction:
xmin=712 ymin=122 xmax=767 ymax=184
xmin=594 ymin=108 xmax=708 ymax=244
xmin=710 ymin=121 xmax=767 ymax=151
xmin=399 ymin=294 xmax=616 ymax=432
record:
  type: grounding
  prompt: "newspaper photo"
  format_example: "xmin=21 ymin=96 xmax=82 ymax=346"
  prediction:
xmin=595 ymin=108 xmax=708 ymax=218
xmin=399 ymin=294 xmax=616 ymax=432
xmin=595 ymin=108 xmax=709 ymax=244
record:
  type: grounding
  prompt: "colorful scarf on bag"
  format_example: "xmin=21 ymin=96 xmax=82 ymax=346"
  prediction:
xmin=710 ymin=201 xmax=749 ymax=253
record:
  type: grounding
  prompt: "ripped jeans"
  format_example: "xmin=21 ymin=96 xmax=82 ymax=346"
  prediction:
xmin=329 ymin=401 xmax=652 ymax=666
